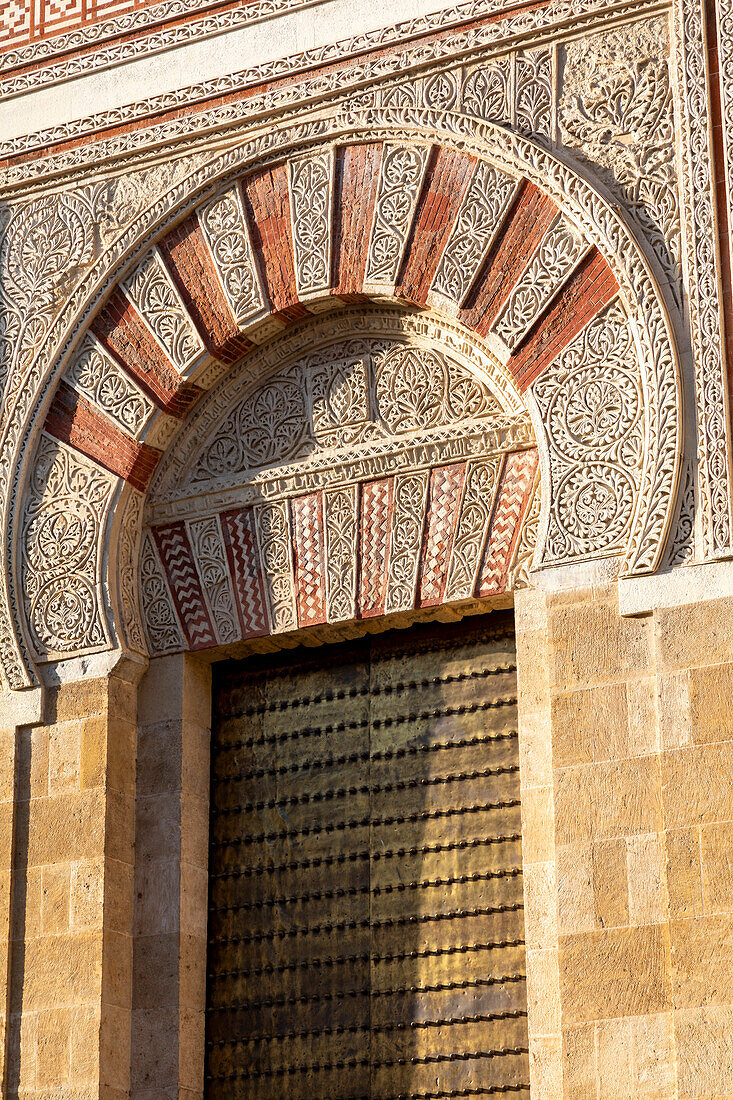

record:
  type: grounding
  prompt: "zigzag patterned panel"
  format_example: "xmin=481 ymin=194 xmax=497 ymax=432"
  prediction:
xmin=152 ymin=522 xmax=217 ymax=650
xmin=417 ymin=462 xmax=466 ymax=607
xmin=220 ymin=507 xmax=269 ymax=639
xmin=142 ymin=451 xmax=537 ymax=654
xmin=290 ymin=491 xmax=327 ymax=628
xmin=476 ymin=448 xmax=539 ymax=597
xmin=358 ymin=477 xmax=393 ymax=619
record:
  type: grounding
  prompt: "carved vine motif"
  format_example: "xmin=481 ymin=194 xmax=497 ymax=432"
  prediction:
xmin=65 ymin=334 xmax=152 ymax=435
xmin=364 ymin=143 xmax=430 ymax=287
xmin=288 ymin=152 xmax=333 ymax=297
xmin=122 ymin=248 xmax=204 ymax=372
xmin=140 ymin=531 xmax=184 ymax=654
xmin=559 ymin=17 xmax=682 ymax=298
xmin=198 ymin=186 xmax=266 ymax=323
xmin=187 ymin=334 xmax=502 ymax=486
xmin=532 ymin=299 xmax=644 ymax=561
xmin=21 ymin=435 xmax=114 ymax=655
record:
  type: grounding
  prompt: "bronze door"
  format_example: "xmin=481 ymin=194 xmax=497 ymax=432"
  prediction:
xmin=205 ymin=613 xmax=528 ymax=1098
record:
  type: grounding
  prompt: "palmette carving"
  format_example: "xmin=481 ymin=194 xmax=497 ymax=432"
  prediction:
xmin=21 ymin=435 xmax=115 ymax=655
xmin=288 ymin=152 xmax=333 ymax=298
xmin=187 ymin=516 xmax=240 ymax=644
xmin=462 ymin=59 xmax=511 ymax=122
xmin=364 ymin=143 xmax=430 ymax=288
xmin=532 ymin=300 xmax=643 ymax=561
xmin=444 ymin=458 xmax=502 ymax=601
xmin=385 ymin=471 xmax=430 ymax=613
xmin=431 ymin=161 xmax=518 ymax=307
xmin=140 ymin=531 xmax=184 ymax=654
xmin=122 ymin=248 xmax=204 ymax=373
xmin=254 ymin=500 xmax=297 ymax=632
xmin=324 ymin=486 xmax=358 ymax=622
xmin=514 ymin=48 xmax=553 ymax=136
xmin=65 ymin=334 xmax=152 ymax=435
xmin=197 ymin=186 xmax=266 ymax=324
xmin=493 ymin=216 xmax=590 ymax=351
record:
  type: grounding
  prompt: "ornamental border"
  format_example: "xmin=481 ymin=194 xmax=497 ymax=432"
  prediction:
xmin=0 ymin=0 xmax=667 ymax=175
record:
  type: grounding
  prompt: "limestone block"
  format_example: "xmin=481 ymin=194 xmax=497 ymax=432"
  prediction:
xmin=661 ymin=740 xmax=733 ymax=829
xmin=521 ymin=784 xmax=555 ymax=863
xmin=627 ymin=833 xmax=668 ymax=926
xmin=40 ymin=864 xmax=70 ymax=936
xmin=554 ymin=756 xmax=663 ymax=846
xmin=665 ymin=828 xmax=704 ymax=919
xmin=675 ymin=1005 xmax=733 ymax=1097
xmin=21 ymin=790 xmax=106 ymax=866
xmin=524 ymin=861 xmax=559 ymax=950
xmin=592 ymin=838 xmax=630 ymax=928
xmin=559 ymin=925 xmax=671 ymax=1024
xmin=36 ymin=1005 xmax=71 ymax=1089
xmin=557 ymin=843 xmax=595 ymax=935
xmin=688 ymin=662 xmax=733 ymax=745
xmin=69 ymin=1004 xmax=102 ymax=1085
xmin=79 ymin=715 xmax=109 ymax=791
xmin=49 ymin=720 xmax=82 ymax=794
xmin=526 ymin=946 xmax=562 ymax=1036
xmin=529 ymin=1034 xmax=563 ymax=1100
xmin=670 ymin=914 xmax=733 ymax=1009
xmin=551 ymin=682 xmax=629 ymax=766
xmin=596 ymin=1016 xmax=633 ymax=1097
xmin=657 ymin=671 xmax=692 ymax=750
xmin=701 ymin=820 xmax=733 ymax=913
xmin=626 ymin=676 xmax=661 ymax=757
xmin=100 ymin=1002 xmax=131 ymax=1091
xmin=70 ymin=860 xmax=105 ymax=932
xmin=655 ymin=597 xmax=733 ymax=672
xmin=562 ymin=1022 xmax=595 ymax=1098
xmin=53 ymin=678 xmax=109 ymax=724
xmin=518 ymin=709 xmax=553 ymax=790
xmin=547 ymin=596 xmax=652 ymax=691
xmin=631 ymin=1012 xmax=676 ymax=1097
xmin=17 ymin=931 xmax=103 ymax=1012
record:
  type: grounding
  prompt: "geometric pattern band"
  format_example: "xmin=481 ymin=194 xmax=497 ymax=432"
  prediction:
xmin=146 ymin=448 xmax=537 ymax=654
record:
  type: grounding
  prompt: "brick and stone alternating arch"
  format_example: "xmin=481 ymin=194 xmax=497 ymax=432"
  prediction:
xmin=14 ymin=130 xmax=682 ymax=671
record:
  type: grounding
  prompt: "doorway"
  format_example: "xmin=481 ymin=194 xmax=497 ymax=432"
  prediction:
xmin=205 ymin=612 xmax=528 ymax=1097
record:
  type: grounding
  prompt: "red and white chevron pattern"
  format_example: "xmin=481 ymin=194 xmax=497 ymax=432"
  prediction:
xmin=417 ymin=463 xmax=466 ymax=607
xmin=144 ymin=451 xmax=538 ymax=655
xmin=220 ymin=507 xmax=269 ymax=638
xmin=358 ymin=477 xmax=393 ymax=618
xmin=476 ymin=448 xmax=539 ymax=597
xmin=291 ymin=492 xmax=326 ymax=627
xmin=152 ymin=522 xmax=217 ymax=650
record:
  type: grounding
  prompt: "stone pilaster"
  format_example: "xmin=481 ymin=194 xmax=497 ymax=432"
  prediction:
xmin=131 ymin=653 xmax=211 ymax=1100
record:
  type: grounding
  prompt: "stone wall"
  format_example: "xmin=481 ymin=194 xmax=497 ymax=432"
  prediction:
xmin=516 ymin=581 xmax=733 ymax=1099
xmin=3 ymin=663 xmax=140 ymax=1098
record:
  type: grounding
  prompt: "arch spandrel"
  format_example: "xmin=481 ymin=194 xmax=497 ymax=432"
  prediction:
xmin=6 ymin=121 xmax=683 ymax=682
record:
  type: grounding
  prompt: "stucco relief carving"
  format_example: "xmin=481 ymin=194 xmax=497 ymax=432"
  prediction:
xmin=531 ymin=299 xmax=644 ymax=562
xmin=21 ymin=435 xmax=114 ymax=656
xmin=0 ymin=110 xmax=685 ymax=684
xmin=197 ymin=186 xmax=266 ymax=325
xmin=559 ymin=17 xmax=682 ymax=299
xmin=65 ymin=335 xmax=153 ymax=436
xmin=181 ymin=332 xmax=505 ymax=493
